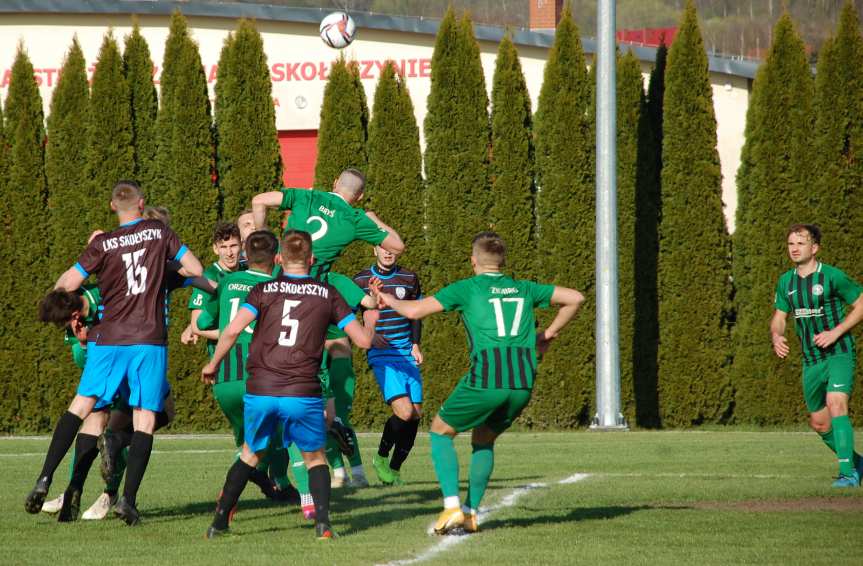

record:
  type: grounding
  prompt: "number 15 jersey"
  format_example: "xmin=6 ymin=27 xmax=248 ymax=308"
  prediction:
xmin=74 ymin=218 xmax=187 ymax=345
xmin=434 ymin=273 xmax=555 ymax=390
xmin=242 ymin=274 xmax=355 ymax=397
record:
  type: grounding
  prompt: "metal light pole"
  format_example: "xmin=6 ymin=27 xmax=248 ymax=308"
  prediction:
xmin=591 ymin=0 xmax=627 ymax=431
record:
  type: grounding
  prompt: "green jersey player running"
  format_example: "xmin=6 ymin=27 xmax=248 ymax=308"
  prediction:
xmin=370 ymin=232 xmax=585 ymax=534
xmin=252 ymin=168 xmax=404 ymax=487
xmin=771 ymin=223 xmax=863 ymax=488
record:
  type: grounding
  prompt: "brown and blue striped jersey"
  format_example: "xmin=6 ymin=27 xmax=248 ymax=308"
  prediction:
xmin=353 ymin=265 xmax=421 ymax=362
xmin=434 ymin=273 xmax=555 ymax=390
xmin=774 ymin=262 xmax=862 ymax=366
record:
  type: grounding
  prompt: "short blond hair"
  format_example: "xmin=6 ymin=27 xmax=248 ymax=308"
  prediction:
xmin=111 ymin=180 xmax=144 ymax=212
xmin=472 ymin=231 xmax=506 ymax=267
xmin=143 ymin=205 xmax=171 ymax=226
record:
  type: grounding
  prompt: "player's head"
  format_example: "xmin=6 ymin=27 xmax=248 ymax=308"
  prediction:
xmin=471 ymin=231 xmax=506 ymax=271
xmin=786 ymin=223 xmax=821 ymax=265
xmin=38 ymin=290 xmax=84 ymax=328
xmin=279 ymin=229 xmax=314 ymax=271
xmin=212 ymin=222 xmax=242 ymax=270
xmin=245 ymin=230 xmax=278 ymax=270
xmin=374 ymin=245 xmax=399 ymax=270
xmin=110 ymin=180 xmax=144 ymax=216
xmin=332 ymin=168 xmax=366 ymax=203
xmin=143 ymin=205 xmax=171 ymax=226
xmin=235 ymin=208 xmax=256 ymax=243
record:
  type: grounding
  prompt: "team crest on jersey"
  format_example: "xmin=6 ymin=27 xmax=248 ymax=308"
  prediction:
xmin=395 ymin=286 xmax=406 ymax=299
xmin=812 ymin=284 xmax=824 ymax=296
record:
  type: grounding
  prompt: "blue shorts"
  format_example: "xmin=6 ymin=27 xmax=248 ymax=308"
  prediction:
xmin=370 ymin=354 xmax=423 ymax=404
xmin=243 ymin=394 xmax=326 ymax=453
xmin=78 ymin=344 xmax=169 ymax=412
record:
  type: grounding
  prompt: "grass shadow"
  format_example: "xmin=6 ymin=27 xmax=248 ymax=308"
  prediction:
xmin=480 ymin=503 xmax=692 ymax=530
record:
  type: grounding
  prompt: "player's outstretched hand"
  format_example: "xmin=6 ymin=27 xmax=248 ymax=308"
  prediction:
xmin=201 ymin=362 xmax=217 ymax=384
xmin=813 ymin=328 xmax=840 ymax=349
xmin=411 ymin=344 xmax=424 ymax=365
xmin=368 ymin=277 xmax=388 ymax=308
xmin=87 ymin=229 xmax=105 ymax=244
xmin=771 ymin=334 xmax=789 ymax=358
xmin=181 ymin=323 xmax=198 ymax=345
xmin=70 ymin=316 xmax=89 ymax=343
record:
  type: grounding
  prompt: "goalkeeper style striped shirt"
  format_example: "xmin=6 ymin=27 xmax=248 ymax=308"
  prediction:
xmin=434 ymin=273 xmax=555 ymax=390
xmin=774 ymin=262 xmax=862 ymax=366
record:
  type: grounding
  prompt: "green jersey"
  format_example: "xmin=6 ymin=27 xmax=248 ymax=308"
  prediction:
xmin=189 ymin=262 xmax=238 ymax=355
xmin=197 ymin=268 xmax=276 ymax=384
xmin=774 ymin=262 xmax=863 ymax=366
xmin=279 ymin=188 xmax=388 ymax=279
xmin=435 ymin=273 xmax=555 ymax=390
xmin=64 ymin=284 xmax=101 ymax=369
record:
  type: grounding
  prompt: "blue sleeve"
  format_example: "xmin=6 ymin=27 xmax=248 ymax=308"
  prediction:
xmin=241 ymin=303 xmax=259 ymax=318
xmin=74 ymin=262 xmax=89 ymax=278
xmin=174 ymin=245 xmax=188 ymax=262
xmin=337 ymin=313 xmax=356 ymax=330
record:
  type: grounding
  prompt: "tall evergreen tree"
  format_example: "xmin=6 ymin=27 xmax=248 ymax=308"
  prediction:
xmin=124 ymin=20 xmax=159 ymax=190
xmin=152 ymin=10 xmax=190 ymax=204
xmin=162 ymin=37 xmax=221 ymax=430
xmin=732 ymin=14 xmax=814 ymax=424
xmin=351 ymin=61 xmax=425 ymax=428
xmin=813 ymin=2 xmax=863 ymax=276
xmin=616 ymin=50 xmax=644 ymax=425
xmin=0 ymin=97 xmax=10 ymax=430
xmin=658 ymin=1 xmax=732 ymax=426
xmin=46 ymin=38 xmax=90 ymax=276
xmin=0 ymin=46 xmax=50 ymax=430
xmin=632 ymin=42 xmax=666 ymax=427
xmin=85 ymin=31 xmax=134 ymax=229
xmin=421 ymin=7 xmax=491 ymax=417
xmin=489 ymin=33 xmax=535 ymax=277
xmin=527 ymin=7 xmax=594 ymax=427
xmin=215 ymin=19 xmax=282 ymax=219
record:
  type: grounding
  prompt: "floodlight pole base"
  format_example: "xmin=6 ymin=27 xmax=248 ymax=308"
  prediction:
xmin=589 ymin=414 xmax=629 ymax=432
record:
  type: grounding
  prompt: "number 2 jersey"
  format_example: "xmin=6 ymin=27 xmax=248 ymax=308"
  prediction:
xmin=434 ymin=273 xmax=555 ymax=390
xmin=242 ymin=274 xmax=356 ymax=397
xmin=279 ymin=188 xmax=388 ymax=279
xmin=74 ymin=218 xmax=188 ymax=345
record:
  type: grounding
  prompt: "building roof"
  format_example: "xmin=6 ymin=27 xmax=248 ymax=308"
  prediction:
xmin=0 ymin=0 xmax=760 ymax=79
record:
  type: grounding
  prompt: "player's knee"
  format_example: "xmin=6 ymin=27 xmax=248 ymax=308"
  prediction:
xmin=430 ymin=415 xmax=456 ymax=437
xmin=809 ymin=412 xmax=831 ymax=433
xmin=391 ymin=400 xmax=413 ymax=421
xmin=825 ymin=393 xmax=849 ymax=417
xmin=471 ymin=425 xmax=498 ymax=446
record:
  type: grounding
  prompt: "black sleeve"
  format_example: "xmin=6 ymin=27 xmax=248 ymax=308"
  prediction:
xmin=164 ymin=261 xmax=187 ymax=292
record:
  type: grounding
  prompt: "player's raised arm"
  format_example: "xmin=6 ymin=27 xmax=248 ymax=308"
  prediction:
xmin=202 ymin=306 xmax=256 ymax=383
xmin=251 ymin=191 xmax=285 ymax=230
xmin=177 ymin=247 xmax=204 ymax=278
xmin=377 ymin=291 xmax=444 ymax=321
xmin=770 ymin=309 xmax=790 ymax=358
xmin=537 ymin=286 xmax=586 ymax=353
xmin=54 ymin=266 xmax=86 ymax=292
xmin=365 ymin=210 xmax=405 ymax=255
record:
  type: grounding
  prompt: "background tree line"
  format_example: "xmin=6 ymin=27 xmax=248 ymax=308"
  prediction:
xmin=0 ymin=1 xmax=861 ymax=432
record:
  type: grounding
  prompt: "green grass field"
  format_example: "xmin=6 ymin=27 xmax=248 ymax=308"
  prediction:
xmin=2 ymin=431 xmax=862 ymax=565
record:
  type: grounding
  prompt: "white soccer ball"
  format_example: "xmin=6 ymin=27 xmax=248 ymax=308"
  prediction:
xmin=320 ymin=12 xmax=356 ymax=49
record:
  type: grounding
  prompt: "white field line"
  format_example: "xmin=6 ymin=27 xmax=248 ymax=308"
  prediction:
xmin=378 ymin=473 xmax=590 ymax=566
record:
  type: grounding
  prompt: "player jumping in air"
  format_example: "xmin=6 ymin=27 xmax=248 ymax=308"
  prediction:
xmin=25 ymin=181 xmax=203 ymax=525
xmin=771 ymin=224 xmax=863 ymax=487
xmin=251 ymin=168 xmax=404 ymax=487
xmin=371 ymin=232 xmax=584 ymax=534
xmin=203 ymin=230 xmax=377 ymax=540
xmin=354 ymin=246 xmax=424 ymax=486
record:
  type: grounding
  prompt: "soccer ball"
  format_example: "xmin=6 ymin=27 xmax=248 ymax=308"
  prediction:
xmin=319 ymin=12 xmax=356 ymax=49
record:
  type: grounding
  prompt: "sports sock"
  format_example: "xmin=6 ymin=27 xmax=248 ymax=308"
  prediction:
xmin=289 ymin=443 xmax=310 ymax=495
xmin=104 ymin=446 xmax=128 ymax=497
xmin=326 ymin=436 xmax=345 ymax=470
xmin=308 ymin=464 xmax=331 ymax=525
xmin=465 ymin=443 xmax=494 ymax=511
xmin=378 ymin=415 xmax=400 ymax=457
xmin=391 ymin=418 xmax=419 ymax=471
xmin=351 ymin=465 xmax=366 ymax=479
xmin=831 ymin=415 xmax=856 ymax=476
xmin=818 ymin=428 xmax=862 ymax=467
xmin=265 ymin=426 xmax=290 ymax=489
xmin=38 ymin=411 xmax=83 ymax=484
xmin=249 ymin=468 xmax=276 ymax=497
xmin=68 ymin=433 xmax=99 ymax=491
xmin=429 ymin=432 xmax=460 ymax=503
xmin=212 ymin=459 xmax=254 ymax=530
xmin=122 ymin=431 xmax=154 ymax=507
xmin=330 ymin=357 xmax=362 ymax=467
xmin=154 ymin=411 xmax=171 ymax=431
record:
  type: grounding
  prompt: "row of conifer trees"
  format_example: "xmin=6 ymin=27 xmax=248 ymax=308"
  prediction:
xmin=0 ymin=1 xmax=860 ymax=431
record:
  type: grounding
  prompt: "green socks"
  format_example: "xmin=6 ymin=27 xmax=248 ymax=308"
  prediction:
xmin=430 ymin=432 xmax=459 ymax=500
xmin=831 ymin=415 xmax=857 ymax=476
xmin=288 ymin=443 xmax=309 ymax=495
xmin=330 ymin=357 xmax=362 ymax=467
xmin=466 ymin=444 xmax=494 ymax=512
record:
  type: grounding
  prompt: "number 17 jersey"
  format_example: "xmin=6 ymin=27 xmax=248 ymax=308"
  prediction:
xmin=434 ymin=273 xmax=555 ymax=390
